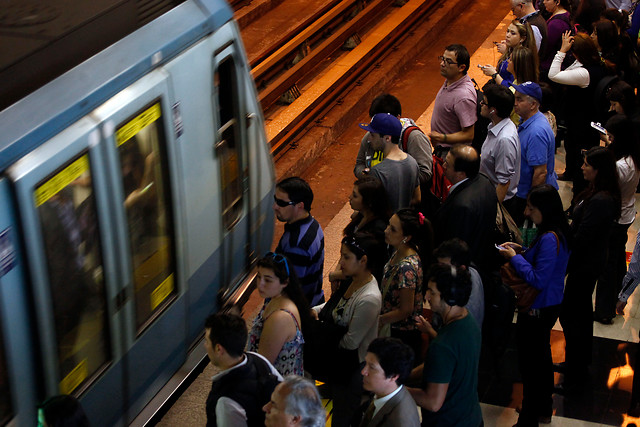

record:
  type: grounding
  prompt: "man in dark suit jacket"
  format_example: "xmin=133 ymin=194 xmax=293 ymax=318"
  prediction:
xmin=434 ymin=145 xmax=497 ymax=273
xmin=360 ymin=338 xmax=419 ymax=427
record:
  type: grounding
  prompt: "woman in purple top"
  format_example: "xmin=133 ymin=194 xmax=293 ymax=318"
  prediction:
xmin=499 ymin=184 xmax=571 ymax=427
xmin=540 ymin=0 xmax=573 ymax=76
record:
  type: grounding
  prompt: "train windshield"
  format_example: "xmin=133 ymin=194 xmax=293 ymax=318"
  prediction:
xmin=35 ymin=155 xmax=111 ymax=394
xmin=116 ymin=102 xmax=177 ymax=332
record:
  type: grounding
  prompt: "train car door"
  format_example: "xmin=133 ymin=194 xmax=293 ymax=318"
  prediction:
xmin=213 ymin=44 xmax=251 ymax=304
xmin=0 ymin=178 xmax=39 ymax=426
xmin=90 ymin=69 xmax=187 ymax=422
xmin=7 ymin=119 xmax=126 ymax=426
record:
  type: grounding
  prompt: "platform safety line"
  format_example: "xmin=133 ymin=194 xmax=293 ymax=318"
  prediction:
xmin=322 ymin=398 xmax=333 ymax=426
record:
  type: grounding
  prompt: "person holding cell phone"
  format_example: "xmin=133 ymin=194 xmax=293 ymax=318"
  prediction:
xmin=498 ymin=184 xmax=571 ymax=426
xmin=560 ymin=147 xmax=621 ymax=391
xmin=480 ymin=20 xmax=538 ymax=87
xmin=548 ymin=31 xmax=612 ymax=195
xmin=593 ymin=115 xmax=640 ymax=324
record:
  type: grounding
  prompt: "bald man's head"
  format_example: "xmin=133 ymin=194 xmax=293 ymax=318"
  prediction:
xmin=450 ymin=145 xmax=480 ymax=178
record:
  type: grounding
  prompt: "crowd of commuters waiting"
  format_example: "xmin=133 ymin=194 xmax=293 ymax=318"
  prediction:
xmin=44 ymin=2 xmax=640 ymax=426
xmin=204 ymin=3 xmax=640 ymax=423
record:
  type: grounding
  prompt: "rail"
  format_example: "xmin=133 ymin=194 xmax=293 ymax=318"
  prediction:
xmin=252 ymin=0 xmax=439 ymax=155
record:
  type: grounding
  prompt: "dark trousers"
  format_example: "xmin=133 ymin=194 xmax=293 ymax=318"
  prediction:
xmin=595 ymin=222 xmax=631 ymax=319
xmin=322 ymin=364 xmax=363 ymax=427
xmin=560 ymin=268 xmax=599 ymax=375
xmin=516 ymin=306 xmax=561 ymax=424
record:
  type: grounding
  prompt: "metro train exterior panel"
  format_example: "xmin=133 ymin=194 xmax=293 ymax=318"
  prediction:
xmin=0 ymin=0 xmax=275 ymax=425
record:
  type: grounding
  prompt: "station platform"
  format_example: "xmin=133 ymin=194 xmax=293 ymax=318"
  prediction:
xmin=157 ymin=9 xmax=640 ymax=427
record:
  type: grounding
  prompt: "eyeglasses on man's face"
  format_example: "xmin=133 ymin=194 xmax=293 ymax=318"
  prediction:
xmin=438 ymin=55 xmax=458 ymax=66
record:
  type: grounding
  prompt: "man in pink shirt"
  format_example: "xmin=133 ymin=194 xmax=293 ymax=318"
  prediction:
xmin=429 ymin=44 xmax=477 ymax=158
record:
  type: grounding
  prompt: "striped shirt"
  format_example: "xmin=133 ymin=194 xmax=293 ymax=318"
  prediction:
xmin=276 ymin=215 xmax=325 ymax=306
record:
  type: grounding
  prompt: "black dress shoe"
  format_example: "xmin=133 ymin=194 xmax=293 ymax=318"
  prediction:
xmin=595 ymin=316 xmax=614 ymax=325
xmin=593 ymin=312 xmax=614 ymax=325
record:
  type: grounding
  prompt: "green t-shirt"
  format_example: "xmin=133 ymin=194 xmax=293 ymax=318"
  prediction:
xmin=421 ymin=314 xmax=482 ymax=427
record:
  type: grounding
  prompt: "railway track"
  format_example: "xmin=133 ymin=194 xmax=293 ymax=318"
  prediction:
xmin=251 ymin=0 xmax=440 ymax=157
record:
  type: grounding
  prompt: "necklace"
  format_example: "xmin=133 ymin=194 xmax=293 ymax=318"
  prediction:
xmin=345 ymin=274 xmax=372 ymax=298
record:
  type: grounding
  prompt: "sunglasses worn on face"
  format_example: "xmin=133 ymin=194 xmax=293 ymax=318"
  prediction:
xmin=274 ymin=195 xmax=296 ymax=207
xmin=265 ymin=251 xmax=290 ymax=276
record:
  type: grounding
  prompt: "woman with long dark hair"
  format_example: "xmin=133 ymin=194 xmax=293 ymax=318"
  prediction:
xmin=331 ymin=176 xmax=390 ymax=284
xmin=310 ymin=233 xmax=382 ymax=427
xmin=559 ymin=147 xmax=621 ymax=388
xmin=607 ymin=80 xmax=640 ymax=127
xmin=594 ymin=115 xmax=640 ymax=323
xmin=591 ymin=19 xmax=621 ymax=70
xmin=499 ymin=185 xmax=571 ymax=426
xmin=550 ymin=32 xmax=609 ymax=195
xmin=247 ymin=252 xmax=311 ymax=376
xmin=379 ymin=208 xmax=433 ymax=358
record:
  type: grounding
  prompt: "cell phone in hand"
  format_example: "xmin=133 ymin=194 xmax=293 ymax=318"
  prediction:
xmin=591 ymin=122 xmax=607 ymax=135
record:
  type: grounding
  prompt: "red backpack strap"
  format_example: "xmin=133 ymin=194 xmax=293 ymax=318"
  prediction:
xmin=400 ymin=125 xmax=420 ymax=152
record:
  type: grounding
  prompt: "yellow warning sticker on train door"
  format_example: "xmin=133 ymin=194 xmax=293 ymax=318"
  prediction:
xmin=59 ymin=358 xmax=88 ymax=394
xmin=34 ymin=155 xmax=89 ymax=207
xmin=116 ymin=103 xmax=162 ymax=146
xmin=151 ymin=273 xmax=174 ymax=310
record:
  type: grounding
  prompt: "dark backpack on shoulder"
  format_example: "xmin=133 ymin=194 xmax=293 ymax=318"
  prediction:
xmin=471 ymin=78 xmax=490 ymax=154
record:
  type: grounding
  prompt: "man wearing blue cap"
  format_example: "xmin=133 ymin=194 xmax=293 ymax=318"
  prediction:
xmin=511 ymin=81 xmax=558 ymax=226
xmin=359 ymin=113 xmax=421 ymax=213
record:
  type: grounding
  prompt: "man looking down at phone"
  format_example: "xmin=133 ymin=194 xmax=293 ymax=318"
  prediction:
xmin=511 ymin=81 xmax=557 ymax=226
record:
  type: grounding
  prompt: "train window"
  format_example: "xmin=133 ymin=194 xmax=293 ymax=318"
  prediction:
xmin=215 ymin=57 xmax=243 ymax=229
xmin=34 ymin=155 xmax=111 ymax=395
xmin=116 ymin=102 xmax=177 ymax=332
xmin=0 ymin=325 xmax=13 ymax=425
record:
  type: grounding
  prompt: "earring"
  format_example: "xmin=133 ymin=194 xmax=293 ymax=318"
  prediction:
xmin=402 ymin=238 xmax=407 ymax=244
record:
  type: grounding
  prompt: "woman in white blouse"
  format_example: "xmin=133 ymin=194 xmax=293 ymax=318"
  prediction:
xmin=549 ymin=31 xmax=610 ymax=195
xmin=594 ymin=114 xmax=640 ymax=324
xmin=311 ymin=233 xmax=382 ymax=427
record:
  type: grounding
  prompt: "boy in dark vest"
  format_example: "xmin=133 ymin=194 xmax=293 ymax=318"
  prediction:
xmin=204 ymin=313 xmax=282 ymax=427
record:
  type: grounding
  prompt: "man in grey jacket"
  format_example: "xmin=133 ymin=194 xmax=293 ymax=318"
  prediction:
xmin=360 ymin=337 xmax=420 ymax=427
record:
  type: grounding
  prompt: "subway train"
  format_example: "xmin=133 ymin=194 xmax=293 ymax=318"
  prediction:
xmin=0 ymin=0 xmax=275 ymax=425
